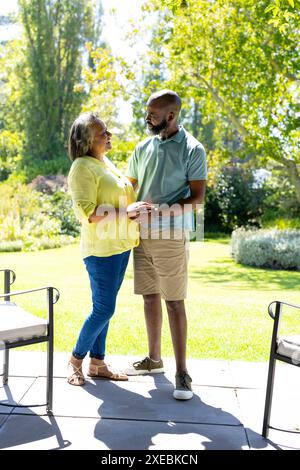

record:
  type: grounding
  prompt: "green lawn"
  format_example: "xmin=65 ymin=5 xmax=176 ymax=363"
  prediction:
xmin=1 ymin=239 xmax=299 ymax=361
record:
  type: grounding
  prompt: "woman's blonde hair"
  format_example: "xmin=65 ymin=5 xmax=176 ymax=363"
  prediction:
xmin=68 ymin=112 xmax=101 ymax=161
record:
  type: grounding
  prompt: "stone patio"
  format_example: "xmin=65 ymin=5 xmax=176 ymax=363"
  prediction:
xmin=0 ymin=352 xmax=300 ymax=450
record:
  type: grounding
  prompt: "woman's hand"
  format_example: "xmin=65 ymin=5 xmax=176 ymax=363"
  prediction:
xmin=126 ymin=201 xmax=156 ymax=220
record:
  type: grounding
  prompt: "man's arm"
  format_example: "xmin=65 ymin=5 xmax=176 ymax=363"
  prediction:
xmin=177 ymin=180 xmax=206 ymax=209
xmin=156 ymin=180 xmax=206 ymax=218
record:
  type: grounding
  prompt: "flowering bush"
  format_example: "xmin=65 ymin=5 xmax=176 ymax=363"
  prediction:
xmin=231 ymin=228 xmax=300 ymax=271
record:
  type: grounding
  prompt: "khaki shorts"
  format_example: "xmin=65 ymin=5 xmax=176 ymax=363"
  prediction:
xmin=133 ymin=236 xmax=189 ymax=301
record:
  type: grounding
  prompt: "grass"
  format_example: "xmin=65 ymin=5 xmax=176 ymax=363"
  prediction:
xmin=0 ymin=239 xmax=299 ymax=361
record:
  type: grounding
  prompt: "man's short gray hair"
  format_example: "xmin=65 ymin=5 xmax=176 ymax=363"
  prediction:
xmin=68 ymin=112 xmax=101 ymax=161
xmin=147 ymin=89 xmax=182 ymax=111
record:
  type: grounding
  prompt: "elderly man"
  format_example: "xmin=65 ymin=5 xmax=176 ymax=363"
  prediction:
xmin=126 ymin=90 xmax=207 ymax=400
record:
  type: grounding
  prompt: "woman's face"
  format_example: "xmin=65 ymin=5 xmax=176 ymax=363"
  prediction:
xmin=90 ymin=120 xmax=112 ymax=156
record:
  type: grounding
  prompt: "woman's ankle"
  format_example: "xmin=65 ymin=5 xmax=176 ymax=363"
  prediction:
xmin=90 ymin=358 xmax=105 ymax=365
xmin=70 ymin=355 xmax=83 ymax=367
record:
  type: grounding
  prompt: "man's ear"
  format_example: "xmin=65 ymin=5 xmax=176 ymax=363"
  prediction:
xmin=167 ymin=111 xmax=175 ymax=122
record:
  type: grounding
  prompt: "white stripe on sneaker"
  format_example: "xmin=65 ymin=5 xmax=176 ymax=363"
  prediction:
xmin=173 ymin=390 xmax=193 ymax=400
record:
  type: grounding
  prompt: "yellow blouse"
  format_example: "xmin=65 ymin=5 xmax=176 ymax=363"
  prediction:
xmin=68 ymin=156 xmax=139 ymax=258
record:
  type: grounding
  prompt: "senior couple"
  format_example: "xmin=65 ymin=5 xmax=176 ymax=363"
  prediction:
xmin=67 ymin=90 xmax=207 ymax=400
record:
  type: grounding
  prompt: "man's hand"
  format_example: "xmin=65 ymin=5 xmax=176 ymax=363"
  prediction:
xmin=126 ymin=201 xmax=156 ymax=220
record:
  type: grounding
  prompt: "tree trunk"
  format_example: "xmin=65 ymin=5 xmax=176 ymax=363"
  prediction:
xmin=284 ymin=159 xmax=300 ymax=205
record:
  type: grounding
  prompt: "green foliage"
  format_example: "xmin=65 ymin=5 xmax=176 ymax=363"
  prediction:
xmin=138 ymin=0 xmax=300 ymax=202
xmin=0 ymin=180 xmax=77 ymax=251
xmin=30 ymin=174 xmax=80 ymax=237
xmin=0 ymin=0 xmax=104 ymax=180
xmin=203 ymin=185 xmax=224 ymax=232
xmin=263 ymin=167 xmax=300 ymax=216
xmin=23 ymin=156 xmax=72 ymax=182
xmin=106 ymin=133 xmax=138 ymax=170
xmin=205 ymin=165 xmax=268 ymax=232
xmin=47 ymin=190 xmax=80 ymax=237
xmin=0 ymin=130 xmax=21 ymax=181
xmin=205 ymin=160 xmax=300 ymax=233
xmin=217 ymin=166 xmax=268 ymax=231
xmin=81 ymin=45 xmax=131 ymax=130
xmin=0 ymin=240 xmax=23 ymax=252
xmin=0 ymin=1 xmax=114 ymax=180
xmin=0 ymin=38 xmax=25 ymax=137
xmin=262 ymin=217 xmax=300 ymax=229
xmin=265 ymin=0 xmax=300 ymax=33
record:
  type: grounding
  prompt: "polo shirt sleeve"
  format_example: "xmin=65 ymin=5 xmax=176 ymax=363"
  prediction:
xmin=126 ymin=148 xmax=138 ymax=180
xmin=68 ymin=164 xmax=97 ymax=223
xmin=187 ymin=144 xmax=207 ymax=181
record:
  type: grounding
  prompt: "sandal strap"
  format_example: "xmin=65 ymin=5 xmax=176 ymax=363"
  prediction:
xmin=68 ymin=361 xmax=84 ymax=378
xmin=89 ymin=363 xmax=126 ymax=378
xmin=90 ymin=363 xmax=111 ymax=371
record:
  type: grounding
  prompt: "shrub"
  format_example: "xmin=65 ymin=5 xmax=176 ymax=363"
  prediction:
xmin=0 ymin=130 xmax=21 ymax=181
xmin=48 ymin=190 xmax=80 ymax=237
xmin=231 ymin=228 xmax=300 ymax=270
xmin=23 ymin=156 xmax=71 ymax=182
xmin=0 ymin=180 xmax=77 ymax=251
xmin=203 ymin=185 xmax=224 ymax=233
xmin=261 ymin=169 xmax=300 ymax=221
xmin=261 ymin=218 xmax=300 ymax=230
xmin=30 ymin=174 xmax=68 ymax=194
xmin=30 ymin=174 xmax=80 ymax=237
xmin=216 ymin=166 xmax=267 ymax=232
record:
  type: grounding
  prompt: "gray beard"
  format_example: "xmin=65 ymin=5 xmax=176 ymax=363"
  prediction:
xmin=146 ymin=119 xmax=168 ymax=135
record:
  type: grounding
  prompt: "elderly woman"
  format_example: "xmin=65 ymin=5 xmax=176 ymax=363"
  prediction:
xmin=67 ymin=112 xmax=152 ymax=386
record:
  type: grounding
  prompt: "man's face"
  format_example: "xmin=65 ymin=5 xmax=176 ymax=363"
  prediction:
xmin=145 ymin=102 xmax=168 ymax=135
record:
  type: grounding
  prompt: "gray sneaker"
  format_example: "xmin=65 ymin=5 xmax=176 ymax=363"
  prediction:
xmin=125 ymin=356 xmax=164 ymax=375
xmin=173 ymin=372 xmax=193 ymax=400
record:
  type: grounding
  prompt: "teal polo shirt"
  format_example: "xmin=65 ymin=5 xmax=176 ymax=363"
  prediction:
xmin=126 ymin=125 xmax=207 ymax=231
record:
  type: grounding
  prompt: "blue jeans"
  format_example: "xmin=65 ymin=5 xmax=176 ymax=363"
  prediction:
xmin=72 ymin=250 xmax=130 ymax=360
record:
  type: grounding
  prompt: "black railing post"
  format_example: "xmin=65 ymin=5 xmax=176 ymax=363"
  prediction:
xmin=262 ymin=301 xmax=282 ymax=438
xmin=3 ymin=270 xmax=11 ymax=384
xmin=46 ymin=287 xmax=54 ymax=413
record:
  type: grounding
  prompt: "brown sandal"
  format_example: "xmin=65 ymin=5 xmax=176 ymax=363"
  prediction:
xmin=67 ymin=361 xmax=85 ymax=386
xmin=87 ymin=363 xmax=128 ymax=381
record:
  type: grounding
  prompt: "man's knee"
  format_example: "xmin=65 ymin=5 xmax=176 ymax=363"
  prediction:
xmin=165 ymin=299 xmax=185 ymax=314
xmin=143 ymin=293 xmax=161 ymax=306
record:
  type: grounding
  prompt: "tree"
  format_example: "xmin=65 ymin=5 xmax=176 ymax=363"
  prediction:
xmin=0 ymin=38 xmax=25 ymax=180
xmin=265 ymin=0 xmax=300 ymax=33
xmin=140 ymin=0 xmax=300 ymax=203
xmin=81 ymin=44 xmax=128 ymax=127
xmin=17 ymin=0 xmax=100 ymax=177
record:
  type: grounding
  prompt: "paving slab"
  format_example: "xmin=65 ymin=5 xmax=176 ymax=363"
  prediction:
xmin=13 ymin=377 xmax=242 ymax=426
xmin=0 ymin=414 xmax=67 ymax=450
xmin=4 ymin=352 xmax=234 ymax=388
xmin=0 ymin=414 xmax=248 ymax=450
xmin=0 ymin=376 xmax=36 ymax=426
xmin=1 ymin=351 xmax=300 ymax=450
xmin=229 ymin=360 xmax=300 ymax=390
xmin=245 ymin=427 xmax=300 ymax=451
xmin=236 ymin=388 xmax=300 ymax=450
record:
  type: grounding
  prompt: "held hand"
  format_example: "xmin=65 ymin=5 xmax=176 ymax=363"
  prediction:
xmin=126 ymin=201 xmax=157 ymax=220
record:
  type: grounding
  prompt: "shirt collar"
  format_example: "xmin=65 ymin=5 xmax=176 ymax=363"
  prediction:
xmin=155 ymin=125 xmax=185 ymax=144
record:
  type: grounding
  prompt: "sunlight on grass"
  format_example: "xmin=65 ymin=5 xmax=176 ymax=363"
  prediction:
xmin=1 ymin=239 xmax=299 ymax=361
